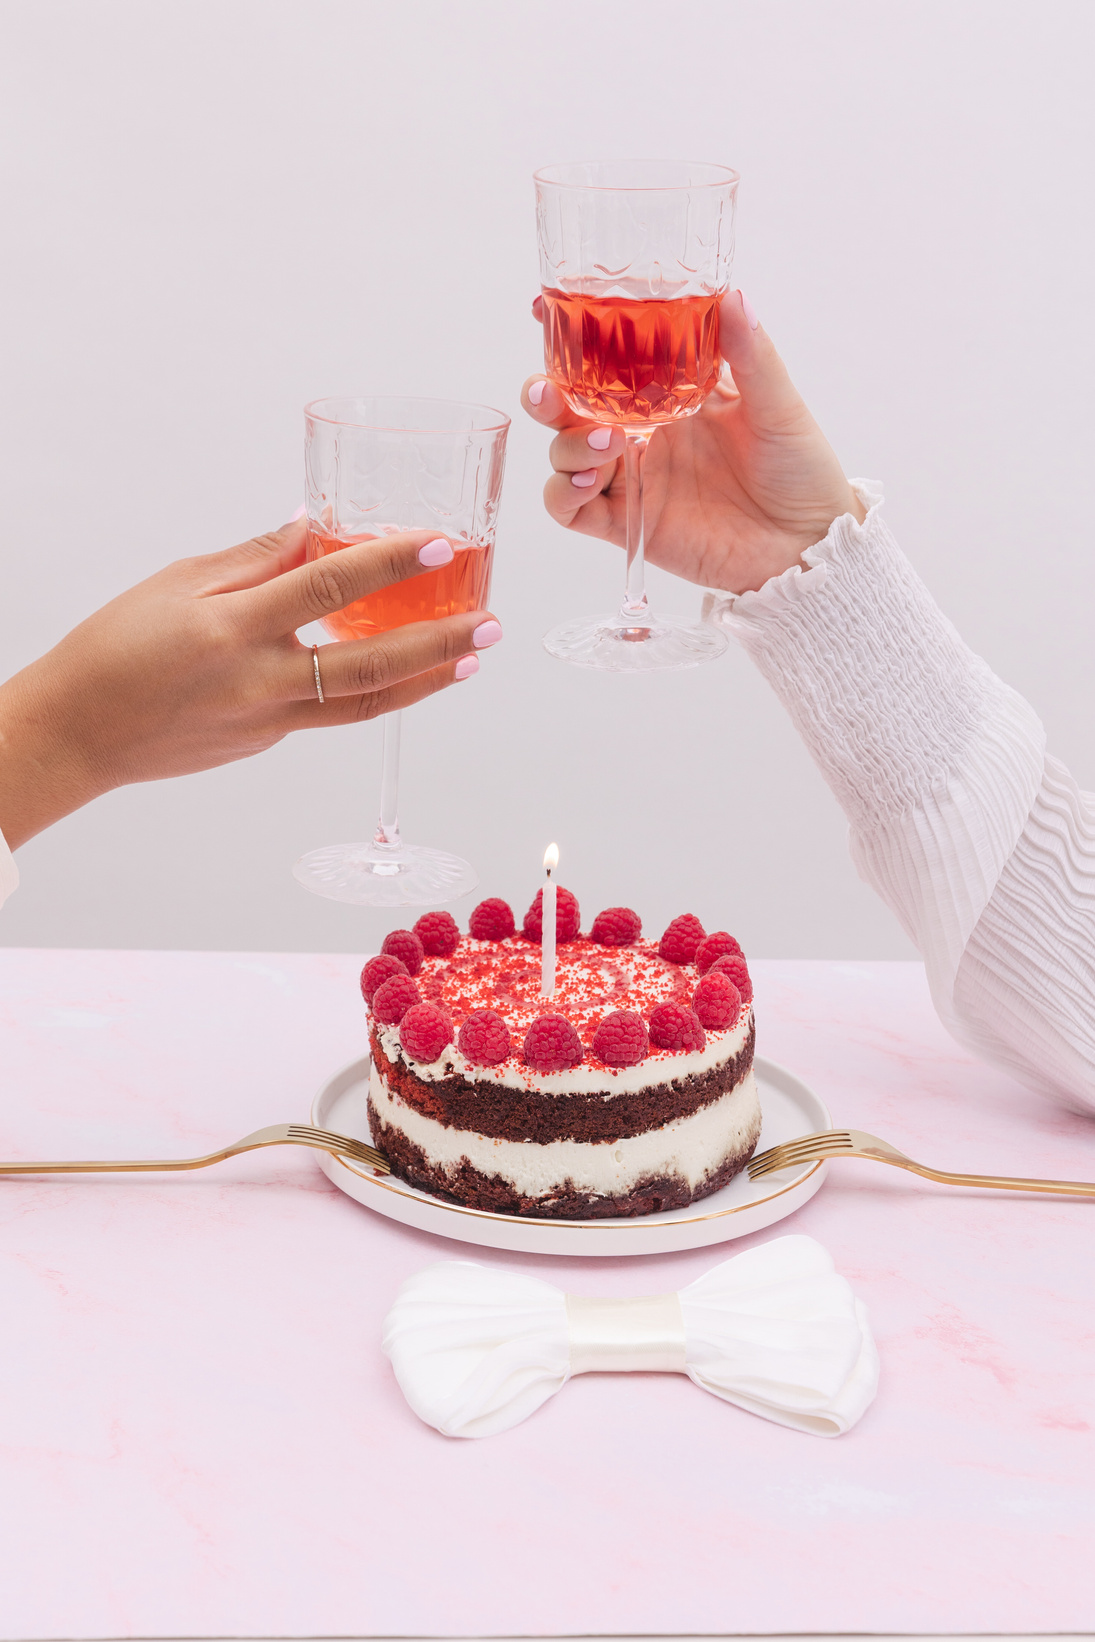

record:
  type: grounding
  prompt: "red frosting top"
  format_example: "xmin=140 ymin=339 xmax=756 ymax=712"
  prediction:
xmin=416 ymin=934 xmax=692 ymax=1052
xmin=366 ymin=900 xmax=752 ymax=1075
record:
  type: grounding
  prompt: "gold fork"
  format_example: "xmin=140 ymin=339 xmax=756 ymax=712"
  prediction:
xmin=0 ymin=1123 xmax=389 ymax=1177
xmin=748 ymin=1128 xmax=1095 ymax=1198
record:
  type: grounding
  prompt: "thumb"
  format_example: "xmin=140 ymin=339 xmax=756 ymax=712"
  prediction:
xmin=719 ymin=290 xmax=807 ymax=426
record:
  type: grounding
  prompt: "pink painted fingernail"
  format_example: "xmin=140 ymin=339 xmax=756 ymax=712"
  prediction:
xmin=528 ymin=380 xmax=546 ymax=406
xmin=739 ymin=289 xmax=759 ymax=330
xmin=455 ymin=654 xmax=479 ymax=680
xmin=291 ymin=504 xmax=306 ymax=521
xmin=472 ymin=619 xmax=503 ymax=649
xmin=571 ymin=469 xmax=599 ymax=488
xmin=418 ymin=537 xmax=453 ymax=567
xmin=586 ymin=426 xmax=612 ymax=450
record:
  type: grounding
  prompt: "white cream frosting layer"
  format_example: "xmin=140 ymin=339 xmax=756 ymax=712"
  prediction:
xmin=376 ymin=1007 xmax=752 ymax=1097
xmin=369 ymin=1065 xmax=761 ymax=1200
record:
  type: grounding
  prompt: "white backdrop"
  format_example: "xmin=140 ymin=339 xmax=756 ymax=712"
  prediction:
xmin=1 ymin=0 xmax=1092 ymax=958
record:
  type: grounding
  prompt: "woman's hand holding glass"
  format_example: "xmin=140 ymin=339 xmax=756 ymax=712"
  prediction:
xmin=0 ymin=518 xmax=499 ymax=851
xmin=524 ymin=291 xmax=866 ymax=597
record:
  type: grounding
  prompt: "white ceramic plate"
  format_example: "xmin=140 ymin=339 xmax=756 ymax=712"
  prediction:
xmin=311 ymin=1054 xmax=831 ymax=1256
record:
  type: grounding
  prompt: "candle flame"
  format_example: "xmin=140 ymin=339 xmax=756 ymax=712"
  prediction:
xmin=543 ymin=842 xmax=559 ymax=875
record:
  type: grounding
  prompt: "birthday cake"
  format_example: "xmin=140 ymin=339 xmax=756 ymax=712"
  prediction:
xmin=359 ymin=888 xmax=760 ymax=1219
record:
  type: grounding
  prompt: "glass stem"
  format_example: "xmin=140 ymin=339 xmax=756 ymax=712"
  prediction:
xmin=373 ymin=710 xmax=403 ymax=851
xmin=621 ymin=429 xmax=653 ymax=628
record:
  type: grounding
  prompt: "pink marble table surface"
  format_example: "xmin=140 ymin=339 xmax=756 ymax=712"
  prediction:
xmin=0 ymin=948 xmax=1093 ymax=1640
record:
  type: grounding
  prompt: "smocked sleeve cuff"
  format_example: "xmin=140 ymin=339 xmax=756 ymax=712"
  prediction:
xmin=705 ymin=480 xmax=1044 ymax=836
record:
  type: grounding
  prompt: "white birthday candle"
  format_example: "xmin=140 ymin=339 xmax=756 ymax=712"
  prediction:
xmin=540 ymin=843 xmax=559 ymax=997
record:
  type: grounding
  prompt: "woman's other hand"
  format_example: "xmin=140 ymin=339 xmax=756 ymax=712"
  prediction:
xmin=523 ymin=289 xmax=865 ymax=596
xmin=0 ymin=520 xmax=502 ymax=849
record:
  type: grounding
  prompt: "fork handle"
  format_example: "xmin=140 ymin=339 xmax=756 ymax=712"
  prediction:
xmin=891 ymin=1159 xmax=1095 ymax=1198
xmin=0 ymin=1134 xmax=376 ymax=1176
xmin=0 ymin=1152 xmax=234 ymax=1174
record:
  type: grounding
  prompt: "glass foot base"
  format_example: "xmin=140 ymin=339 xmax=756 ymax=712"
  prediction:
xmin=293 ymin=842 xmax=479 ymax=907
xmin=542 ymin=610 xmax=729 ymax=672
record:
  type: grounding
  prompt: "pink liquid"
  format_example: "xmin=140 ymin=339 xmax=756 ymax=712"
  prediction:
xmin=541 ymin=286 xmax=723 ymax=424
xmin=306 ymin=529 xmax=492 ymax=641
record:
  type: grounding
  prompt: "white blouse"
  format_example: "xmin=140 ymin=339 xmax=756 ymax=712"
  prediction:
xmin=714 ymin=482 xmax=1095 ymax=1112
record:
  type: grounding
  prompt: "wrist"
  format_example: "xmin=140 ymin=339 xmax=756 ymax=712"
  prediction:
xmin=0 ymin=663 xmax=111 ymax=849
xmin=845 ymin=485 xmax=869 ymax=526
xmin=732 ymin=485 xmax=868 ymax=595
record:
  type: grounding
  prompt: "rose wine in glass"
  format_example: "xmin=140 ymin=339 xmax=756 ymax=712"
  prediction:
xmin=534 ymin=160 xmax=739 ymax=672
xmin=307 ymin=532 xmax=493 ymax=642
xmin=292 ymin=397 xmax=509 ymax=908
xmin=540 ymin=286 xmax=724 ymax=424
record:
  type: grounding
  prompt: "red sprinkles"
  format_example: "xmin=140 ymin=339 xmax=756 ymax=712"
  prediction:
xmin=368 ymin=899 xmax=750 ymax=1080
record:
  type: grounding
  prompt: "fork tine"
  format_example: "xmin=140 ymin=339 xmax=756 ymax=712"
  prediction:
xmin=748 ymin=1153 xmax=796 ymax=1180
xmin=750 ymin=1140 xmax=826 ymax=1169
xmin=764 ymin=1131 xmax=853 ymax=1158
xmin=748 ymin=1132 xmax=854 ymax=1178
xmin=758 ymin=1140 xmax=846 ymax=1167
xmin=287 ymin=1124 xmax=390 ymax=1173
xmin=748 ymin=1152 xmax=813 ymax=1180
xmin=290 ymin=1124 xmax=372 ymax=1153
xmin=289 ymin=1124 xmax=359 ymax=1145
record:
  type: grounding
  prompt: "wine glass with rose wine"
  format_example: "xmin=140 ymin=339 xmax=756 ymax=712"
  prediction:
xmin=292 ymin=396 xmax=509 ymax=906
xmin=535 ymin=160 xmax=739 ymax=671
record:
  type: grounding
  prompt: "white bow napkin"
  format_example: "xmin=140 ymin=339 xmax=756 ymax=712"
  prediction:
xmin=382 ymin=1234 xmax=879 ymax=1439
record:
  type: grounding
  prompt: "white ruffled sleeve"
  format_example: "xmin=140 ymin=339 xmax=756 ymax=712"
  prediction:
xmin=0 ymin=826 xmax=17 ymax=911
xmin=711 ymin=484 xmax=1095 ymax=1111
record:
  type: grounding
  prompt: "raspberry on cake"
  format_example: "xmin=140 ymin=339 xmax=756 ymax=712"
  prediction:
xmin=709 ymin=952 xmax=753 ymax=1004
xmin=381 ymin=929 xmax=425 ymax=975
xmin=658 ymin=914 xmax=706 ymax=964
xmin=523 ymin=886 xmax=581 ymax=944
xmin=693 ymin=971 xmax=741 ymax=1030
xmin=589 ymin=906 xmax=642 ymax=946
xmin=359 ymin=953 xmax=409 ymax=1006
xmin=372 ymin=973 xmax=420 ymax=1025
xmin=413 ymin=912 xmax=460 ymax=957
xmin=458 ymin=1009 xmax=512 ymax=1067
xmin=523 ymin=1014 xmax=583 ymax=1072
xmin=468 ymin=897 xmax=516 ymax=940
xmin=649 ymin=1000 xmax=706 ymax=1052
xmin=362 ymin=893 xmax=760 ymax=1221
xmin=696 ymin=931 xmax=745 ymax=974
xmin=399 ymin=1003 xmax=452 ymax=1064
xmin=592 ymin=1009 xmax=649 ymax=1066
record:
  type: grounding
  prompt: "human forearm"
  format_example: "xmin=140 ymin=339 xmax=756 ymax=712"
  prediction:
xmin=0 ymin=662 xmax=114 ymax=849
xmin=0 ymin=518 xmax=503 ymax=863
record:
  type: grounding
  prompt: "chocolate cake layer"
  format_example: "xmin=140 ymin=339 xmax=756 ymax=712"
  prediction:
xmin=369 ymin=1017 xmax=756 ymax=1145
xmin=369 ymin=1095 xmax=756 ymax=1219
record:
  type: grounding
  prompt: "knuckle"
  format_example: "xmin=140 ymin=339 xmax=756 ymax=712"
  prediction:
xmin=373 ymin=537 xmax=410 ymax=586
xmin=547 ymin=439 xmax=569 ymax=473
xmin=246 ymin=530 xmax=285 ymax=559
xmin=432 ymin=622 xmax=465 ymax=665
xmin=307 ymin=557 xmax=357 ymax=615
xmin=347 ymin=640 xmax=397 ymax=695
xmin=357 ymin=685 xmax=394 ymax=722
xmin=166 ymin=552 xmax=217 ymax=586
xmin=543 ymin=476 xmax=574 ymax=523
